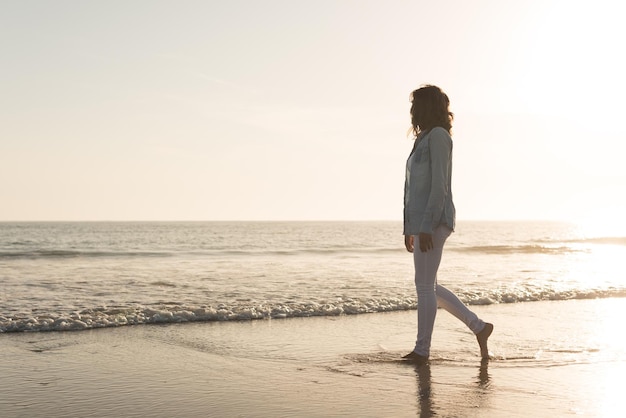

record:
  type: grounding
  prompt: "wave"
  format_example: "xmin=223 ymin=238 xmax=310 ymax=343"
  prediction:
xmin=454 ymin=235 xmax=626 ymax=255
xmin=0 ymin=250 xmax=173 ymax=259
xmin=452 ymin=244 xmax=585 ymax=255
xmin=3 ymin=289 xmax=626 ymax=333
xmin=3 ymin=235 xmax=624 ymax=260
xmin=213 ymin=247 xmax=403 ymax=256
xmin=0 ymin=246 xmax=404 ymax=260
xmin=570 ymin=237 xmax=626 ymax=246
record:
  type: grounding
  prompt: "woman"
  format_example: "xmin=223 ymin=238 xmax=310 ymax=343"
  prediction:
xmin=403 ymin=85 xmax=493 ymax=364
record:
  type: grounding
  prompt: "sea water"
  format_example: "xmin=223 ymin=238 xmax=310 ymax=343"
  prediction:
xmin=1 ymin=221 xmax=625 ymax=332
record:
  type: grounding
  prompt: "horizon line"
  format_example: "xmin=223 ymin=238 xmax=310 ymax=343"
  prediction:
xmin=0 ymin=218 xmax=567 ymax=223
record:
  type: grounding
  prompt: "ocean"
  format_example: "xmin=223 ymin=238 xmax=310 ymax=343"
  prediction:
xmin=1 ymin=221 xmax=625 ymax=333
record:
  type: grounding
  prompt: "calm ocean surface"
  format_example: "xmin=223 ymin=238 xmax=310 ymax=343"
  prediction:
xmin=1 ymin=221 xmax=625 ymax=332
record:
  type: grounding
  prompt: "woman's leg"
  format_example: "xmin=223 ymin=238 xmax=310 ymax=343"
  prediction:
xmin=434 ymin=262 xmax=494 ymax=358
xmin=411 ymin=225 xmax=451 ymax=356
xmin=410 ymin=225 xmax=493 ymax=359
xmin=435 ymin=284 xmax=485 ymax=334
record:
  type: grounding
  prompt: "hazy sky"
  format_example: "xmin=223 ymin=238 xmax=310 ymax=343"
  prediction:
xmin=2 ymin=0 xmax=625 ymax=224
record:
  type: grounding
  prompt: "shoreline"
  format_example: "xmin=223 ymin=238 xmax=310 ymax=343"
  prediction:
xmin=2 ymin=298 xmax=625 ymax=417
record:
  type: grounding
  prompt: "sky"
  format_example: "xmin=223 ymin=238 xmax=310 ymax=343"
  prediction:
xmin=2 ymin=0 xmax=626 ymax=225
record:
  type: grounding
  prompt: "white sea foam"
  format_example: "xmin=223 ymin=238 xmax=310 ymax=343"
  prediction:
xmin=1 ymin=221 xmax=625 ymax=333
xmin=3 ymin=287 xmax=626 ymax=333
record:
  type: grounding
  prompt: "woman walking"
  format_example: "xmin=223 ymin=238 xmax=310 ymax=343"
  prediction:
xmin=403 ymin=85 xmax=493 ymax=364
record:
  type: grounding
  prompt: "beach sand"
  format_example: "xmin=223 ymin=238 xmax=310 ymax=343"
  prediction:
xmin=2 ymin=298 xmax=625 ymax=417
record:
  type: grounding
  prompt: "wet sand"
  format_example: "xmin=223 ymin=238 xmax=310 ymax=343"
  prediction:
xmin=2 ymin=298 xmax=625 ymax=417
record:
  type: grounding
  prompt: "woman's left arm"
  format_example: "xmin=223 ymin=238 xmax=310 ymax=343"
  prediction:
xmin=419 ymin=128 xmax=452 ymax=234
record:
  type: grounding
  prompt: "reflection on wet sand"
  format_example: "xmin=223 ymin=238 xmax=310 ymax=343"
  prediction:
xmin=414 ymin=360 xmax=491 ymax=417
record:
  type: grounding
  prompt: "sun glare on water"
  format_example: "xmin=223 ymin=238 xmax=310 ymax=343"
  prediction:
xmin=560 ymin=209 xmax=626 ymax=289
xmin=569 ymin=209 xmax=626 ymax=240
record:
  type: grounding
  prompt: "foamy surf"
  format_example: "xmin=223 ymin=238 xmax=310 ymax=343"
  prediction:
xmin=2 ymin=221 xmax=626 ymax=333
xmin=3 ymin=286 xmax=626 ymax=332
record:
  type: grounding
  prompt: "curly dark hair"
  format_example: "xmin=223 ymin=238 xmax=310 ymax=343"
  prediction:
xmin=410 ymin=85 xmax=454 ymax=138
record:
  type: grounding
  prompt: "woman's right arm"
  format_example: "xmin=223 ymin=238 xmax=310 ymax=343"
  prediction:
xmin=404 ymin=235 xmax=414 ymax=253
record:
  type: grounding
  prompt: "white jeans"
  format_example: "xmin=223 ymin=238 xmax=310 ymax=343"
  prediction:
xmin=412 ymin=225 xmax=485 ymax=356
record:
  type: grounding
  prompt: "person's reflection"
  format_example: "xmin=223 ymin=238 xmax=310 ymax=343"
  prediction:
xmin=414 ymin=363 xmax=433 ymax=417
xmin=413 ymin=360 xmax=491 ymax=417
xmin=478 ymin=358 xmax=491 ymax=388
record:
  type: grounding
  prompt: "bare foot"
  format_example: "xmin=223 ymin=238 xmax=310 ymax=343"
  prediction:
xmin=402 ymin=351 xmax=429 ymax=365
xmin=476 ymin=323 xmax=493 ymax=359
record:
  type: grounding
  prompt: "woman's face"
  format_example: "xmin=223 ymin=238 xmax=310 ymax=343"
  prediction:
xmin=410 ymin=100 xmax=422 ymax=128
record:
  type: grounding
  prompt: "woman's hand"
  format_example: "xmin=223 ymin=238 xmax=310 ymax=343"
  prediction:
xmin=418 ymin=233 xmax=434 ymax=252
xmin=404 ymin=235 xmax=414 ymax=253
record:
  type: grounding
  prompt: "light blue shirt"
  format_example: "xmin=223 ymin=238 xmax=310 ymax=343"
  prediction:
xmin=403 ymin=127 xmax=456 ymax=235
